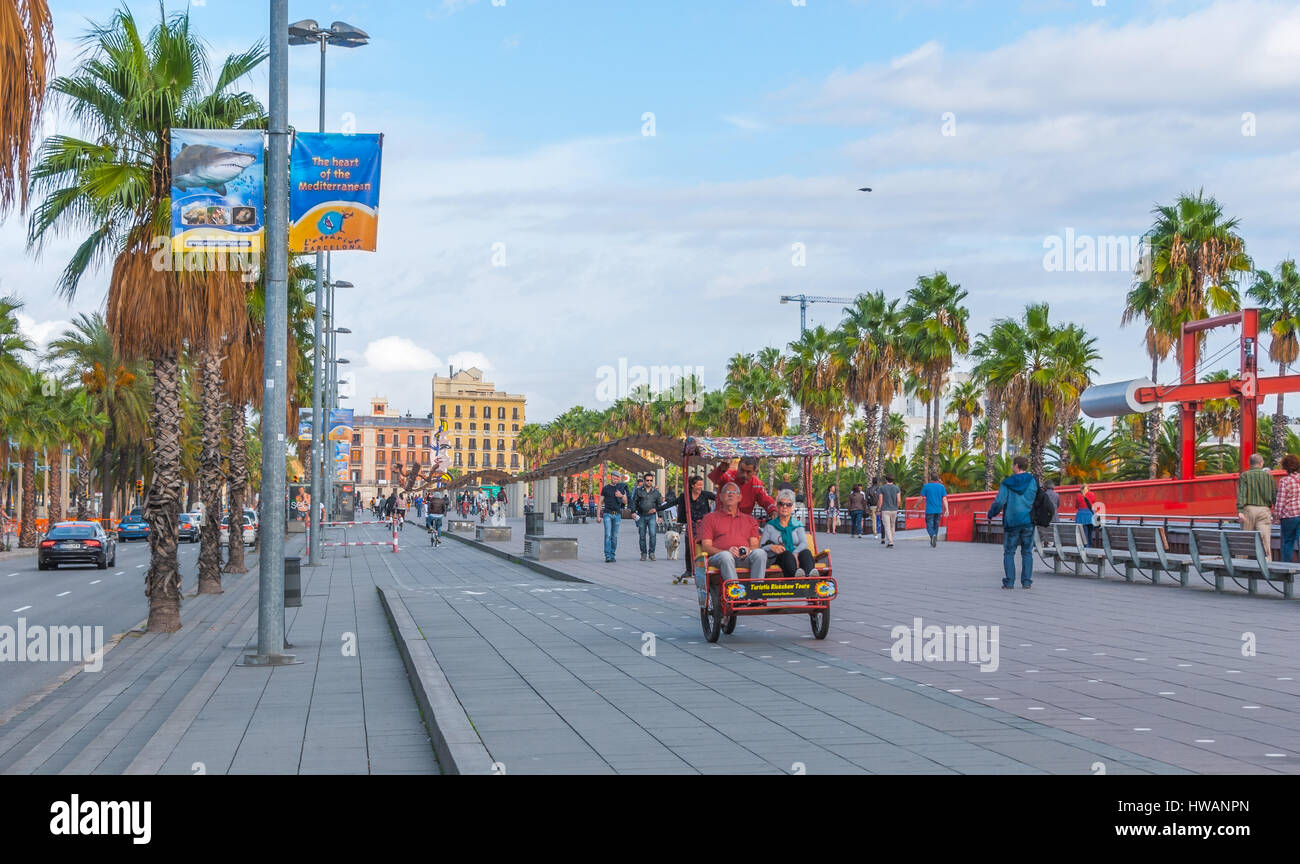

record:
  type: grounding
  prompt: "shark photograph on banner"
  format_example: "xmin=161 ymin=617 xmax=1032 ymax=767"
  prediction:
xmin=170 ymin=129 xmax=265 ymax=253
xmin=289 ymin=132 xmax=383 ymax=253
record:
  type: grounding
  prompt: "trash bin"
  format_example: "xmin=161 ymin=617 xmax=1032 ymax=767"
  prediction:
xmin=284 ymin=556 xmax=302 ymax=608
xmin=526 ymin=511 xmax=545 ymax=536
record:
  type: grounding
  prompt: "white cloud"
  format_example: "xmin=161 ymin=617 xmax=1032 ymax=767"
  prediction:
xmin=16 ymin=313 xmax=71 ymax=357
xmin=363 ymin=337 xmax=439 ymax=373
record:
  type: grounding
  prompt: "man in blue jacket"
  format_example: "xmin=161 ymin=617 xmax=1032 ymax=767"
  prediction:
xmin=987 ymin=455 xmax=1038 ymax=589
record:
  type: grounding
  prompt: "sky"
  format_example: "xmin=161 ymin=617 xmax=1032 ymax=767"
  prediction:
xmin=5 ymin=0 xmax=1300 ymax=427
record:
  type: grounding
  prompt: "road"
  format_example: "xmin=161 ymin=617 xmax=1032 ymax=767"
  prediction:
xmin=0 ymin=538 xmax=221 ymax=717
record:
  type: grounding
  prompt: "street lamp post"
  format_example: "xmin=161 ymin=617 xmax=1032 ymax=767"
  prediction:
xmin=289 ymin=19 xmax=368 ymax=566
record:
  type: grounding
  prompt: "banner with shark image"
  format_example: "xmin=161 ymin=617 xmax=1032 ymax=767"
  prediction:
xmin=170 ymin=129 xmax=265 ymax=253
xmin=289 ymin=133 xmax=383 ymax=253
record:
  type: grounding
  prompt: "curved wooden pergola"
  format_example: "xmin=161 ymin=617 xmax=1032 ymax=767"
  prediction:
xmin=515 ymin=434 xmax=683 ymax=482
xmin=443 ymin=469 xmax=516 ymax=491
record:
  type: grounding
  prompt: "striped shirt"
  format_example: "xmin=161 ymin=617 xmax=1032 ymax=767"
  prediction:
xmin=1236 ymin=468 xmax=1277 ymax=510
xmin=1274 ymin=473 xmax=1300 ymax=520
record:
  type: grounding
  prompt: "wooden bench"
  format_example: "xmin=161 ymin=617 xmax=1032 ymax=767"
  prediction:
xmin=1189 ymin=529 xmax=1298 ymax=598
xmin=1100 ymin=524 xmax=1193 ymax=586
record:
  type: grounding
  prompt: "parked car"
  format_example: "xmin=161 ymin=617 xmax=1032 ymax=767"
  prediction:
xmin=39 ymin=522 xmax=117 ymax=571
xmin=118 ymin=514 xmax=150 ymax=541
xmin=178 ymin=513 xmax=199 ymax=543
xmin=220 ymin=514 xmax=257 ymax=547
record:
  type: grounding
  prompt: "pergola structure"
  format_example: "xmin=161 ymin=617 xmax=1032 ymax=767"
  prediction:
xmin=443 ymin=469 xmax=515 ymax=491
xmin=514 ymin=434 xmax=683 ymax=482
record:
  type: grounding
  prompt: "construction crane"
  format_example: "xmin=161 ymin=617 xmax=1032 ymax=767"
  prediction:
xmin=780 ymin=294 xmax=856 ymax=334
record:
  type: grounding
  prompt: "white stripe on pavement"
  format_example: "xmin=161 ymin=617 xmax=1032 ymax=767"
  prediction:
xmin=114 ymin=571 xmax=124 ymax=576
xmin=56 ymin=591 xmax=71 ymax=597
xmin=135 ymin=564 xmax=144 ymax=568
xmin=89 ymin=580 xmax=101 ymax=585
xmin=12 ymin=606 xmax=31 ymax=613
xmin=5 ymin=573 xmax=17 ymax=577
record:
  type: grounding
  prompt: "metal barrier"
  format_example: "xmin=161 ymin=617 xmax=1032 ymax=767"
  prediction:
xmin=308 ymin=517 xmax=399 ymax=555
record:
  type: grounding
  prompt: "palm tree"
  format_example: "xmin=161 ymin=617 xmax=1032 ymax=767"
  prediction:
xmin=1120 ymin=276 xmax=1174 ymax=479
xmin=0 ymin=295 xmax=34 ymax=517
xmin=838 ymin=292 xmax=904 ymax=481
xmin=0 ymin=0 xmax=53 ymax=215
xmin=1136 ymin=190 xmax=1251 ymax=475
xmin=27 ymin=6 xmax=267 ymax=631
xmin=903 ymin=272 xmax=970 ymax=478
xmin=974 ymin=303 xmax=1100 ymax=478
xmin=1248 ymin=259 xmax=1300 ymax=462
xmin=1048 ymin=422 xmax=1113 ymax=484
xmin=948 ymin=379 xmax=983 ymax=452
xmin=10 ymin=368 xmax=57 ymax=545
xmin=882 ymin=412 xmax=908 ymax=460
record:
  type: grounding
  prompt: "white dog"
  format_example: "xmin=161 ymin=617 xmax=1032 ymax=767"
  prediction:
xmin=665 ymin=530 xmax=681 ymax=560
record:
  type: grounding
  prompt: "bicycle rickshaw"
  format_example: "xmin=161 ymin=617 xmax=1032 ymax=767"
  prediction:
xmin=684 ymin=435 xmax=837 ymax=642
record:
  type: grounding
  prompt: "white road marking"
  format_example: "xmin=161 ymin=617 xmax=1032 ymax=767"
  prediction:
xmin=1158 ymin=691 xmax=1175 ymax=696
xmin=56 ymin=591 xmax=70 ymax=597
xmin=1134 ymin=727 xmax=1152 ymax=731
xmin=1177 ymin=663 xmax=1192 ymax=667
xmin=5 ymin=573 xmax=17 ymax=577
xmin=1226 ymin=670 xmax=1242 ymax=674
xmin=947 ymin=689 xmax=963 ymax=693
xmin=89 ymin=580 xmax=101 ymax=585
xmin=1028 ymin=706 xmax=1045 ymax=711
xmin=1279 ymin=677 xmax=1294 ymax=681
xmin=1195 ymin=739 xmax=1215 ymax=743
xmin=881 ymin=677 xmax=894 ymax=681
xmin=1242 ymin=705 xmax=1260 ymax=710
xmin=12 ymin=606 xmax=31 ymax=613
xmin=1078 ymin=717 xmax=1095 ymax=720
xmin=984 ymin=697 xmax=999 ymax=701
xmin=1264 ymin=753 xmax=1287 ymax=758
xmin=135 ymin=564 xmax=144 ymax=569
xmin=114 ymin=571 xmax=124 ymax=576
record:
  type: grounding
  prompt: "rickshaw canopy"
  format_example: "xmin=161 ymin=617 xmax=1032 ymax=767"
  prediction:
xmin=682 ymin=435 xmax=828 ymax=463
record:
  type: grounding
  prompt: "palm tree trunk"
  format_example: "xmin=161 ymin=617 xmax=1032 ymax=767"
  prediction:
xmin=197 ymin=348 xmax=224 ymax=595
xmin=876 ymin=409 xmax=889 ymax=480
xmin=863 ymin=404 xmax=881 ymax=481
xmin=1147 ymin=355 xmax=1159 ymax=479
xmin=922 ymin=398 xmax=932 ymax=477
xmin=19 ymin=449 xmax=36 ymax=547
xmin=983 ymin=394 xmax=1000 ymax=491
xmin=76 ymin=442 xmax=91 ymax=520
xmin=100 ymin=425 xmax=114 ymax=522
xmin=48 ymin=449 xmax=63 ymax=525
xmin=1272 ymin=362 xmax=1287 ymax=463
xmin=144 ymin=351 xmax=184 ymax=633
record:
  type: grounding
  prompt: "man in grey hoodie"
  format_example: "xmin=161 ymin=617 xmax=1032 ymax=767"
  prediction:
xmin=987 ymin=455 xmax=1038 ymax=589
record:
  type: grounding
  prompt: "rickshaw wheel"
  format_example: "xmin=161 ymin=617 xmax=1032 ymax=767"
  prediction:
xmin=810 ymin=607 xmax=830 ymax=640
xmin=723 ymin=613 xmax=737 ymax=634
xmin=701 ymin=583 xmax=722 ymax=642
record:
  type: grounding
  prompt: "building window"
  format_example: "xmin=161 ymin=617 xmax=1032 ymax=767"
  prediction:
xmin=407 ymin=434 xmax=415 ymax=446
xmin=392 ymin=451 xmax=401 ymax=466
xmin=377 ymin=433 xmax=385 ymax=447
xmin=512 ymin=424 xmax=518 ymax=432
xmin=377 ymin=469 xmax=386 ymax=483
xmin=469 ymin=406 xmax=476 ymax=419
xmin=483 ymin=439 xmax=490 ymax=453
xmin=454 ymin=438 xmax=461 ymax=449
xmin=454 ymin=453 xmax=462 ymax=467
xmin=352 ymin=470 xmax=361 ymax=482
xmin=421 ymin=451 xmax=430 ymax=465
xmin=455 ymin=405 xmax=462 ymax=418
xmin=497 ymin=439 xmax=505 ymax=451
xmin=351 ymin=451 xmax=361 ymax=464
xmin=512 ymin=408 xmax=519 ymax=420
xmin=468 ymin=453 xmax=476 ymax=467
xmin=510 ymin=455 xmax=519 ymax=468
xmin=352 ymin=433 xmax=361 ymax=446
xmin=439 ymin=405 xmax=446 ymax=417
xmin=454 ymin=422 xmax=462 ymax=431
xmin=497 ymin=423 xmax=504 ymax=432
xmin=469 ymin=422 xmax=476 ymax=431
xmin=422 ymin=435 xmax=430 ymax=447
xmin=376 ymin=451 xmax=386 ymax=464
xmin=407 ymin=451 xmax=416 ymax=465
xmin=469 ymin=439 xmax=476 ymax=450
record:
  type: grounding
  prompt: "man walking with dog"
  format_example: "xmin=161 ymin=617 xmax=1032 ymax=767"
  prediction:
xmin=632 ymin=472 xmax=664 ymax=561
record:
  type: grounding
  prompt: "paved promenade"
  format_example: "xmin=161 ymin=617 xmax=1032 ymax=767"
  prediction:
xmin=0 ymin=534 xmax=434 ymax=775
xmin=418 ymin=514 xmax=1298 ymax=774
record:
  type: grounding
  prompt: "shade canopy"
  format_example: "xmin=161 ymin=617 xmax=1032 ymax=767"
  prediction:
xmin=682 ymin=435 xmax=828 ymax=463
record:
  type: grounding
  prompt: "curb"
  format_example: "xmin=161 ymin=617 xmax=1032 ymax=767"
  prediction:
xmin=377 ymin=585 xmax=494 ymax=775
xmin=439 ymin=528 xmax=589 ymax=584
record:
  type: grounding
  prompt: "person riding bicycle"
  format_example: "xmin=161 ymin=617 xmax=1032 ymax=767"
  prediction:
xmin=426 ymin=493 xmax=447 ymax=546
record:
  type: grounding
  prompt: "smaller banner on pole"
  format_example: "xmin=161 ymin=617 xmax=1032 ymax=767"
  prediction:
xmin=298 ymin=412 xmax=313 ymax=442
xmin=329 ymin=409 xmax=354 ymax=442
xmin=289 ymin=132 xmax=383 ymax=252
xmin=334 ymin=441 xmax=351 ymax=482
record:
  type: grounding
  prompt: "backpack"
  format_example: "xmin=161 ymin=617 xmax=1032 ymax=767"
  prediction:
xmin=1030 ymin=481 xmax=1054 ymax=527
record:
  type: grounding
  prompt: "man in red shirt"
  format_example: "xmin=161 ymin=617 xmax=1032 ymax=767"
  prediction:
xmin=698 ymin=483 xmax=767 ymax=581
xmin=708 ymin=456 xmax=776 ymax=517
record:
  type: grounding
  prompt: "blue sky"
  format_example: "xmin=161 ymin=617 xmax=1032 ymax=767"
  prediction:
xmin=6 ymin=0 xmax=1299 ymax=427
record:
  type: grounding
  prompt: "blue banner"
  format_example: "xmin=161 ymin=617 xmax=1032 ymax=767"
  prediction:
xmin=289 ymin=133 xmax=383 ymax=252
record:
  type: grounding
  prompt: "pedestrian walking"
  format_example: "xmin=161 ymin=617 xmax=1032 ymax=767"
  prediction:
xmin=1273 ymin=454 xmax=1300 ymax=562
xmin=598 ymin=474 xmax=631 ymax=562
xmin=1237 ymin=452 xmax=1276 ymax=550
xmin=847 ymin=484 xmax=867 ymax=538
xmin=988 ymin=455 xmax=1038 ymax=589
xmin=919 ymin=472 xmax=948 ymax=547
xmin=878 ymin=476 xmax=901 ymax=547
xmin=1073 ymin=482 xmax=1097 ymax=546
xmin=632 ymin=472 xmax=664 ymax=560
xmin=825 ymin=483 xmax=840 ymax=535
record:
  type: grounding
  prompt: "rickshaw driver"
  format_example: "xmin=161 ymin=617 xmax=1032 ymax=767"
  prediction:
xmin=697 ymin=482 xmax=767 ymax=581
xmin=708 ymin=456 xmax=777 ymax=517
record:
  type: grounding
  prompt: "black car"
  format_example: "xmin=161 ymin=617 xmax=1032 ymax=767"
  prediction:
xmin=178 ymin=513 xmax=199 ymax=543
xmin=39 ymin=522 xmax=117 ymax=571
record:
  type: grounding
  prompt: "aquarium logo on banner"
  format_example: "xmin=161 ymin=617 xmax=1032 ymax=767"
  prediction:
xmin=170 ymin=129 xmax=265 ymax=254
xmin=289 ymin=133 xmax=383 ymax=253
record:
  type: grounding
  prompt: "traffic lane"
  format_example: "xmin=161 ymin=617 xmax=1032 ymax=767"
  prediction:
xmin=0 ymin=538 xmax=207 ymax=717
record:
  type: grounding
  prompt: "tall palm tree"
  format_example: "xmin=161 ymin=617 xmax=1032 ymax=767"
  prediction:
xmin=10 ymin=368 xmax=57 ymax=545
xmin=0 ymin=295 xmax=33 ymax=520
xmin=1120 ymin=277 xmax=1174 ymax=479
xmin=903 ymin=272 xmax=970 ymax=478
xmin=0 ymin=0 xmax=53 ymax=215
xmin=1248 ymin=259 xmax=1300 ymax=462
xmin=838 ymin=291 xmax=904 ymax=482
xmin=947 ymin=379 xmax=983 ymax=452
xmin=27 ymin=6 xmax=267 ymax=631
xmin=974 ymin=303 xmax=1100 ymax=478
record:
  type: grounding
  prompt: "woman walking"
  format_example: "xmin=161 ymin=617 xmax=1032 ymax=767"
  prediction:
xmin=825 ymin=483 xmax=840 ymax=535
xmin=1274 ymin=454 xmax=1300 ymax=562
xmin=1074 ymin=482 xmax=1097 ymax=546
xmin=761 ymin=488 xmax=820 ymax=578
